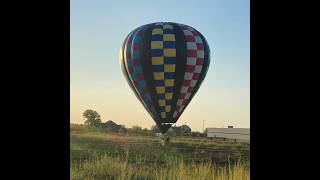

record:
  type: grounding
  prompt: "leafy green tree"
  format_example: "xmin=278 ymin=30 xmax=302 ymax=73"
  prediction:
xmin=131 ymin=126 xmax=142 ymax=134
xmin=83 ymin=109 xmax=101 ymax=127
xmin=180 ymin=125 xmax=192 ymax=134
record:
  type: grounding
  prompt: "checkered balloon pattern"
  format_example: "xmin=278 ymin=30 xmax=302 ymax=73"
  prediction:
xmin=120 ymin=22 xmax=211 ymax=133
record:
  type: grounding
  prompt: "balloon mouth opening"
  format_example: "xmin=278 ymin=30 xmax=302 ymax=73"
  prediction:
xmin=157 ymin=122 xmax=175 ymax=134
xmin=161 ymin=123 xmax=174 ymax=125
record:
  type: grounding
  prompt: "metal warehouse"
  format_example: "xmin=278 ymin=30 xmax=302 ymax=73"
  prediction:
xmin=206 ymin=126 xmax=250 ymax=142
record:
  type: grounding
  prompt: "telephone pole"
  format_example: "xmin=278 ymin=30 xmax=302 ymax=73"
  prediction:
xmin=203 ymin=120 xmax=205 ymax=133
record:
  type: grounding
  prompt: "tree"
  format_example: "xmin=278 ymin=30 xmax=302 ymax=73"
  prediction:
xmin=83 ymin=109 xmax=101 ymax=127
xmin=180 ymin=125 xmax=191 ymax=134
xmin=166 ymin=125 xmax=191 ymax=136
xmin=131 ymin=126 xmax=142 ymax=134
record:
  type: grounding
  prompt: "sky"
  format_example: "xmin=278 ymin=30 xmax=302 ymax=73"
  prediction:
xmin=70 ymin=0 xmax=250 ymax=132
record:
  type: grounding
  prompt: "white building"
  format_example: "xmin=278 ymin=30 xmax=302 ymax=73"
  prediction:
xmin=206 ymin=126 xmax=250 ymax=142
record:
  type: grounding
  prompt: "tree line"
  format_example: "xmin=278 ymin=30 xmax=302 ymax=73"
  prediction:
xmin=82 ymin=109 xmax=204 ymax=136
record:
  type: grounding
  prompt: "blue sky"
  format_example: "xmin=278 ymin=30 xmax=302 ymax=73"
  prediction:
xmin=71 ymin=0 xmax=250 ymax=131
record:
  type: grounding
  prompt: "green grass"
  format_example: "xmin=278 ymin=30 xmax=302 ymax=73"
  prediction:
xmin=70 ymin=124 xmax=250 ymax=180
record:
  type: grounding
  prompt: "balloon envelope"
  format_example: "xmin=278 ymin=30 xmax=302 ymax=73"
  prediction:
xmin=120 ymin=22 xmax=211 ymax=134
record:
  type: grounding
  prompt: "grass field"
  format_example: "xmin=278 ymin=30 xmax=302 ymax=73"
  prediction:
xmin=70 ymin=124 xmax=250 ymax=180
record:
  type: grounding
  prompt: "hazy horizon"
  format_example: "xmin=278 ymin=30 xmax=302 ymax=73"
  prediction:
xmin=71 ymin=0 xmax=250 ymax=132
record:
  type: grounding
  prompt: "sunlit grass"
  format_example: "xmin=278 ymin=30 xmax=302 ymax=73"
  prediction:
xmin=70 ymin=124 xmax=250 ymax=179
xmin=71 ymin=154 xmax=249 ymax=180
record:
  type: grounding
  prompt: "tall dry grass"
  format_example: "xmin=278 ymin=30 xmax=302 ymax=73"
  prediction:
xmin=71 ymin=153 xmax=249 ymax=180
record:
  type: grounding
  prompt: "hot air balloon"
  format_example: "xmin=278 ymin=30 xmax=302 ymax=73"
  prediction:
xmin=120 ymin=22 xmax=211 ymax=134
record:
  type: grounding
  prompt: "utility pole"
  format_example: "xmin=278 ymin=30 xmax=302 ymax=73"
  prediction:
xmin=203 ymin=120 xmax=205 ymax=133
